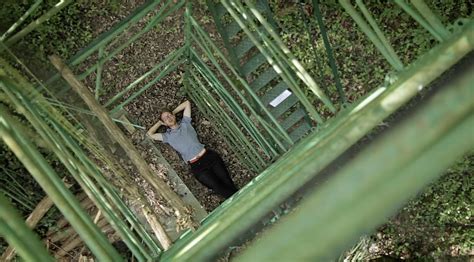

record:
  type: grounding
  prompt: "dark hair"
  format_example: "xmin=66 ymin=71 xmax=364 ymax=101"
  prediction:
xmin=160 ymin=109 xmax=173 ymax=121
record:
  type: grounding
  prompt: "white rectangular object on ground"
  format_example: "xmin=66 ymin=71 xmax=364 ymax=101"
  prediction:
xmin=269 ymin=89 xmax=292 ymax=107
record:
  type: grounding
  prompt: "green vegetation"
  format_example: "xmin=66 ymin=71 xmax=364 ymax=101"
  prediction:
xmin=0 ymin=0 xmax=124 ymax=67
xmin=271 ymin=0 xmax=472 ymax=102
xmin=377 ymin=153 xmax=473 ymax=259
xmin=0 ymin=136 xmax=62 ymax=255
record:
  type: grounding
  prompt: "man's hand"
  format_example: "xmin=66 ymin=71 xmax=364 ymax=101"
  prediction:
xmin=147 ymin=120 xmax=164 ymax=136
xmin=172 ymin=100 xmax=191 ymax=118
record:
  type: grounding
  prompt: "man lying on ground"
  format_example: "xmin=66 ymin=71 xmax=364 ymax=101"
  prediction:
xmin=147 ymin=100 xmax=238 ymax=198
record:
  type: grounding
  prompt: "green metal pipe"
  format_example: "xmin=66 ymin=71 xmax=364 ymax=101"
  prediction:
xmin=4 ymin=0 xmax=73 ymax=46
xmin=45 ymin=99 xmax=145 ymax=129
xmin=192 ymin=51 xmax=286 ymax=158
xmin=189 ymin=70 xmax=260 ymax=159
xmin=0 ymin=169 xmax=37 ymax=209
xmin=0 ymin=0 xmax=45 ymax=41
xmin=356 ymin=0 xmax=403 ymax=69
xmin=46 ymin=106 xmax=158 ymax=257
xmin=411 ymin=0 xmax=450 ymax=40
xmin=5 ymin=77 xmax=151 ymax=259
xmin=1 ymin=87 xmax=117 ymax=249
xmin=105 ymin=46 xmax=186 ymax=107
xmin=110 ymin=58 xmax=186 ymax=113
xmin=54 ymin=123 xmax=159 ymax=257
xmin=242 ymin=0 xmax=336 ymax=112
xmin=184 ymin=1 xmax=192 ymax=54
xmin=190 ymin=34 xmax=288 ymax=150
xmin=189 ymin=16 xmax=294 ymax=146
xmin=41 ymin=94 xmax=161 ymax=255
xmin=160 ymin=22 xmax=473 ymax=261
xmin=105 ymin=186 xmax=162 ymax=255
xmin=47 ymin=116 xmax=150 ymax=259
xmin=189 ymin=37 xmax=288 ymax=154
xmin=205 ymin=0 xmax=242 ymax=73
xmin=95 ymin=46 xmax=105 ymax=99
xmin=311 ymin=0 xmax=347 ymax=104
xmin=394 ymin=0 xmax=444 ymax=42
xmin=298 ymin=1 xmax=323 ymax=83
xmin=3 ymin=60 xmax=161 ymax=256
xmin=0 ymin=188 xmax=34 ymax=211
xmin=225 ymin=0 xmax=327 ymax=121
xmin=236 ymin=65 xmax=474 ymax=261
xmin=67 ymin=0 xmax=163 ymax=66
xmin=188 ymin=69 xmax=266 ymax=170
xmin=254 ymin=113 xmax=297 ymax=147
xmin=76 ymin=0 xmax=184 ymax=80
xmin=186 ymin=69 xmax=257 ymax=163
xmin=0 ymin=106 xmax=122 ymax=261
xmin=185 ymin=87 xmax=247 ymax=169
xmin=195 ymin=56 xmax=284 ymax=156
xmin=48 ymin=120 xmax=151 ymax=261
xmin=3 ymin=89 xmax=140 ymax=260
xmin=187 ymin=79 xmax=263 ymax=171
xmin=0 ymin=196 xmax=54 ymax=262
xmin=339 ymin=0 xmax=404 ymax=71
xmin=190 ymin=54 xmax=278 ymax=157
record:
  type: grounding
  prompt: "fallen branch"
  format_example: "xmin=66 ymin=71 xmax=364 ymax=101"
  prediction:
xmin=54 ymin=217 xmax=110 ymax=259
xmin=47 ymin=194 xmax=94 ymax=237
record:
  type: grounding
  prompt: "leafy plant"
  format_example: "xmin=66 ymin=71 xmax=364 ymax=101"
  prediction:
xmin=375 ymin=152 xmax=473 ymax=259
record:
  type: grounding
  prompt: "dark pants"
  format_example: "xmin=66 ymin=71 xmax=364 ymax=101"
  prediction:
xmin=190 ymin=150 xmax=238 ymax=198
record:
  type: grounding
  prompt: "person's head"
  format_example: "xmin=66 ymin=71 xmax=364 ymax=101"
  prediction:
xmin=160 ymin=110 xmax=176 ymax=127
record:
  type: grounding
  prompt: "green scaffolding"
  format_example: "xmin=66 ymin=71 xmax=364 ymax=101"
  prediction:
xmin=0 ymin=0 xmax=473 ymax=261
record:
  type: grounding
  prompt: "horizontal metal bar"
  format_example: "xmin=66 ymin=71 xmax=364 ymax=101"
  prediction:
xmin=78 ymin=1 xmax=184 ymax=80
xmin=67 ymin=0 xmax=164 ymax=66
xmin=105 ymin=46 xmax=186 ymax=107
xmin=110 ymin=58 xmax=185 ymax=113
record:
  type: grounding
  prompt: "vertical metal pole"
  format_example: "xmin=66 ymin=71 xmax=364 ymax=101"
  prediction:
xmin=312 ymin=0 xmax=347 ymax=104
